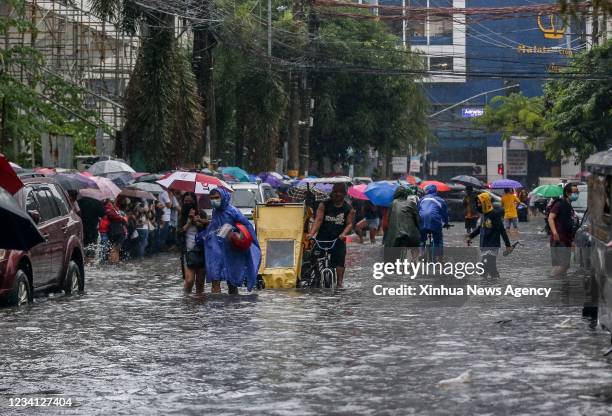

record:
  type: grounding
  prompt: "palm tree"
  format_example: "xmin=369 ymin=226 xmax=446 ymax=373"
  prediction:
xmin=90 ymin=0 xmax=203 ymax=171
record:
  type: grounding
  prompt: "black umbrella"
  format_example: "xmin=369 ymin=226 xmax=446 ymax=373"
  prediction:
xmin=450 ymin=175 xmax=484 ymax=188
xmin=54 ymin=173 xmax=98 ymax=192
xmin=0 ymin=187 xmax=44 ymax=250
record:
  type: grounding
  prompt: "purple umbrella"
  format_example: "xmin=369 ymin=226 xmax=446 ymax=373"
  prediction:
xmin=258 ymin=172 xmax=285 ymax=189
xmin=490 ymin=179 xmax=522 ymax=189
xmin=295 ymin=179 xmax=332 ymax=193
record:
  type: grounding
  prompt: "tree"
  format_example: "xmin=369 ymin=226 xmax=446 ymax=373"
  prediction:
xmin=477 ymin=93 xmax=547 ymax=141
xmin=1 ymin=0 xmax=107 ymax=166
xmin=543 ymin=40 xmax=612 ymax=161
xmin=91 ymin=0 xmax=203 ymax=171
xmin=309 ymin=13 xmax=429 ymax=174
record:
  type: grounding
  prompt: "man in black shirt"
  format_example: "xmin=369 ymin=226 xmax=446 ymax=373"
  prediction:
xmin=308 ymin=183 xmax=355 ymax=287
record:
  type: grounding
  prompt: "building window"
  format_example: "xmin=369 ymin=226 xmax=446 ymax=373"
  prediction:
xmin=429 ymin=16 xmax=453 ymax=40
xmin=429 ymin=56 xmax=453 ymax=71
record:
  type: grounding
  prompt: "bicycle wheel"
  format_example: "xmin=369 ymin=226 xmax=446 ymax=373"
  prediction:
xmin=321 ymin=269 xmax=335 ymax=289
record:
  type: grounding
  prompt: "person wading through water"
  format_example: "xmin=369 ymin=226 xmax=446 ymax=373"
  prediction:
xmin=308 ymin=183 xmax=355 ymax=288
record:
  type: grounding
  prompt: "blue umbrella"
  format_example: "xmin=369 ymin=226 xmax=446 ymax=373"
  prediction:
xmin=222 ymin=167 xmax=251 ymax=182
xmin=364 ymin=181 xmax=399 ymax=207
xmin=490 ymin=179 xmax=522 ymax=189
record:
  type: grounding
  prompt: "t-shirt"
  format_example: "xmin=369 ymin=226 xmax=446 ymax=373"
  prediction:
xmin=501 ymin=193 xmax=520 ymax=219
xmin=317 ymin=200 xmax=352 ymax=241
xmin=159 ymin=191 xmax=172 ymax=222
xmin=550 ymin=198 xmax=575 ymax=245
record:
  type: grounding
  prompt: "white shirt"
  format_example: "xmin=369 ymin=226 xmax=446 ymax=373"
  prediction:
xmin=159 ymin=191 xmax=172 ymax=222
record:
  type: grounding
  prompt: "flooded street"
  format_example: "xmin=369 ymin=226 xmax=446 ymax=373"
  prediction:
xmin=1 ymin=220 xmax=612 ymax=415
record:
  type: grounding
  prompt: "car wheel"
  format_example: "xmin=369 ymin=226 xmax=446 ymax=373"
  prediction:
xmin=64 ymin=260 xmax=84 ymax=294
xmin=6 ymin=270 xmax=32 ymax=307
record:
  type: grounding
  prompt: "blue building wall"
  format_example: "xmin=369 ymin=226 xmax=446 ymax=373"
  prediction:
xmin=419 ymin=0 xmax=583 ymax=178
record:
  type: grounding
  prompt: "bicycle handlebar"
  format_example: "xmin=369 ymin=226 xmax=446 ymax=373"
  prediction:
xmin=309 ymin=237 xmax=338 ymax=251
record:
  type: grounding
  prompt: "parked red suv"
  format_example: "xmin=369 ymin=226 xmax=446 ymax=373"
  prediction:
xmin=0 ymin=176 xmax=85 ymax=306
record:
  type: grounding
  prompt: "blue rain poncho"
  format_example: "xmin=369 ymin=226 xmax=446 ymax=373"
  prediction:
xmin=418 ymin=188 xmax=449 ymax=231
xmin=196 ymin=188 xmax=261 ymax=291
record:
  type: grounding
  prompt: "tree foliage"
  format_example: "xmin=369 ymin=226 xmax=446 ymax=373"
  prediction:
xmin=92 ymin=1 xmax=203 ymax=171
xmin=543 ymin=40 xmax=612 ymax=161
xmin=310 ymin=14 xmax=429 ymax=167
xmin=0 ymin=0 xmax=107 ymax=166
xmin=477 ymin=93 xmax=546 ymax=141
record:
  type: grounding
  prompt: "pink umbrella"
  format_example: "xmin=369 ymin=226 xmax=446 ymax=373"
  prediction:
xmin=348 ymin=184 xmax=368 ymax=200
xmin=87 ymin=176 xmax=121 ymax=200
xmin=157 ymin=171 xmax=231 ymax=194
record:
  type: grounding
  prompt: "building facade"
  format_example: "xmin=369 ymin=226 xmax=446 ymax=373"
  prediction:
xmin=380 ymin=0 xmax=588 ymax=185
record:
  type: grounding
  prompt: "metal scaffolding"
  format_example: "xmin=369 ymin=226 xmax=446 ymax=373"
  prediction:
xmin=2 ymin=0 xmax=141 ymax=153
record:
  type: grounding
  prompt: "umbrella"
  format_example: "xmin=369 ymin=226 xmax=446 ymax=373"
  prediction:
xmin=120 ymin=188 xmax=155 ymax=201
xmin=419 ymin=180 xmax=451 ymax=192
xmin=303 ymin=176 xmax=352 ymax=184
xmin=54 ymin=173 xmax=98 ymax=192
xmin=258 ymin=172 xmax=285 ymax=189
xmin=533 ymin=184 xmax=563 ymax=198
xmin=87 ymin=176 xmax=121 ymax=200
xmin=99 ymin=171 xmax=135 ymax=188
xmin=222 ymin=166 xmax=251 ymax=182
xmin=405 ymin=175 xmax=421 ymax=185
xmin=9 ymin=161 xmax=22 ymax=171
xmin=288 ymin=186 xmax=329 ymax=202
xmin=136 ymin=173 xmax=165 ymax=183
xmin=157 ymin=171 xmax=231 ymax=194
xmin=348 ymin=184 xmax=368 ymax=200
xmin=450 ymin=175 xmax=483 ymax=188
xmin=88 ymin=160 xmax=135 ymax=175
xmin=0 ymin=186 xmax=44 ymax=250
xmin=490 ymin=179 xmax=522 ymax=189
xmin=130 ymin=182 xmax=164 ymax=195
xmin=34 ymin=167 xmax=56 ymax=175
xmin=364 ymin=181 xmax=399 ymax=207
xmin=0 ymin=154 xmax=24 ymax=194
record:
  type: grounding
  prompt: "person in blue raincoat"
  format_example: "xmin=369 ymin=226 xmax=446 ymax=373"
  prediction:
xmin=418 ymin=184 xmax=450 ymax=260
xmin=196 ymin=188 xmax=261 ymax=294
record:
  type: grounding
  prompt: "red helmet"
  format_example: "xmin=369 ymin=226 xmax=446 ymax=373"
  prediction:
xmin=229 ymin=223 xmax=253 ymax=251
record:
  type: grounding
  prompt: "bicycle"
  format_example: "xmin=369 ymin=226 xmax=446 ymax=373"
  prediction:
xmin=307 ymin=238 xmax=338 ymax=289
xmin=422 ymin=224 xmax=453 ymax=262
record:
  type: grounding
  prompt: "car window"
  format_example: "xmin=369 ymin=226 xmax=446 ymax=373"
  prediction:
xmin=48 ymin=184 xmax=70 ymax=216
xmin=36 ymin=188 xmax=60 ymax=222
xmin=231 ymin=189 xmax=259 ymax=208
xmin=25 ymin=187 xmax=40 ymax=212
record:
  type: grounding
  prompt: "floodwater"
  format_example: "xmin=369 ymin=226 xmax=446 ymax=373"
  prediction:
xmin=1 ymin=220 xmax=611 ymax=415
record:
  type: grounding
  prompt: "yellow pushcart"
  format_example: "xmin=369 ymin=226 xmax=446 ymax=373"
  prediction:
xmin=253 ymin=202 xmax=310 ymax=289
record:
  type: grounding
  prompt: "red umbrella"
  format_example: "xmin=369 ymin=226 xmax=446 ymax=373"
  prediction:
xmin=419 ymin=180 xmax=451 ymax=192
xmin=348 ymin=184 xmax=368 ymax=200
xmin=0 ymin=154 xmax=24 ymax=194
xmin=156 ymin=171 xmax=231 ymax=194
xmin=34 ymin=167 xmax=56 ymax=175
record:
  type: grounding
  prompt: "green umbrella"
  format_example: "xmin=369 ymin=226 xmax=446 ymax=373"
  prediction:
xmin=533 ymin=184 xmax=563 ymax=198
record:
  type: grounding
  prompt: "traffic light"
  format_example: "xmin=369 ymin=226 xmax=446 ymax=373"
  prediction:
xmin=497 ymin=163 xmax=504 ymax=175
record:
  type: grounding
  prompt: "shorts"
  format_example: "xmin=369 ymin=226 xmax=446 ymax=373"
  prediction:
xmin=314 ymin=239 xmax=346 ymax=268
xmin=366 ymin=218 xmax=380 ymax=229
xmin=551 ymin=241 xmax=571 ymax=268
xmin=465 ymin=217 xmax=478 ymax=230
xmin=504 ymin=217 xmax=518 ymax=229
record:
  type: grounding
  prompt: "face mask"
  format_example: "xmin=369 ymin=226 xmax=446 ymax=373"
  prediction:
xmin=570 ymin=193 xmax=579 ymax=202
xmin=210 ymin=199 xmax=222 ymax=209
